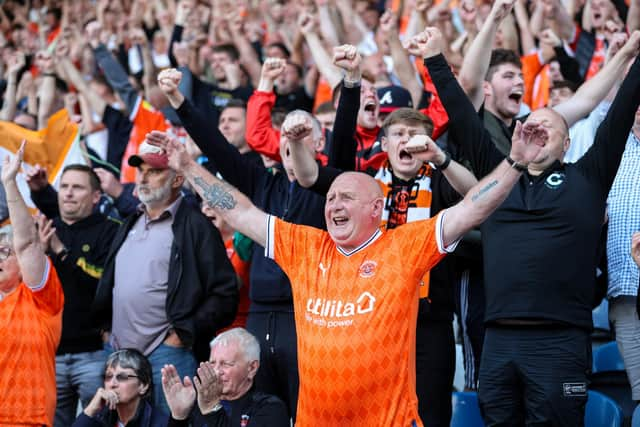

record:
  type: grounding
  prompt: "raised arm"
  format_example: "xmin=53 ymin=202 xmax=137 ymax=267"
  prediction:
xmin=630 ymin=0 xmax=640 ymax=31
xmin=35 ymin=51 xmax=57 ymax=129
xmin=329 ymin=45 xmax=361 ymax=171
xmin=157 ymin=68 xmax=261 ymax=196
xmin=441 ymin=120 xmax=545 ymax=247
xmin=0 ymin=52 xmax=26 ymax=122
xmin=245 ymin=58 xmax=287 ymax=162
xmin=407 ymin=27 xmax=504 ymax=177
xmin=457 ymin=0 xmax=516 ymax=110
xmin=379 ymin=10 xmax=424 ymax=107
xmin=55 ymin=41 xmax=107 ymax=119
xmin=87 ymin=21 xmax=140 ymax=116
xmin=299 ymin=12 xmax=343 ymax=89
xmin=228 ymin=11 xmax=263 ymax=88
xmin=576 ymin=38 xmax=640 ymax=191
xmin=1 ymin=142 xmax=48 ymax=288
xmin=147 ymin=132 xmax=268 ymax=247
xmin=554 ymin=31 xmax=640 ymax=127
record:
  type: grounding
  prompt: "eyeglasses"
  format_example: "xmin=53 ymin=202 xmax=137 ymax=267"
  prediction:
xmin=104 ymin=373 xmax=139 ymax=383
xmin=0 ymin=247 xmax=13 ymax=261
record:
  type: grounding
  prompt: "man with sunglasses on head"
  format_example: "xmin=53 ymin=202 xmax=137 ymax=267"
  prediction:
xmin=0 ymin=142 xmax=64 ymax=427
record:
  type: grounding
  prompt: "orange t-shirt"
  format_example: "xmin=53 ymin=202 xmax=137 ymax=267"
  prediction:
xmin=266 ymin=213 xmax=451 ymax=426
xmin=0 ymin=259 xmax=63 ymax=427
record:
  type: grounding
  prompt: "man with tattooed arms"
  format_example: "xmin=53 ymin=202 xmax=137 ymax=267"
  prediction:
xmin=148 ymin=62 xmax=547 ymax=427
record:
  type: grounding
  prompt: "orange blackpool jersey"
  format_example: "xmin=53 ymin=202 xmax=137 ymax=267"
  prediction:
xmin=0 ymin=259 xmax=63 ymax=427
xmin=266 ymin=213 xmax=453 ymax=426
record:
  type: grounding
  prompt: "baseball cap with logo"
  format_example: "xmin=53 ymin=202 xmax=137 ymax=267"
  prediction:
xmin=128 ymin=141 xmax=169 ymax=169
xmin=377 ymin=85 xmax=413 ymax=113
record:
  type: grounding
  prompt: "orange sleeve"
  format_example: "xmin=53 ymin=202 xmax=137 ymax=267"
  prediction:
xmin=521 ymin=52 xmax=544 ymax=108
xmin=245 ymin=90 xmax=282 ymax=163
xmin=312 ymin=78 xmax=333 ymax=112
xmin=31 ymin=258 xmax=64 ymax=316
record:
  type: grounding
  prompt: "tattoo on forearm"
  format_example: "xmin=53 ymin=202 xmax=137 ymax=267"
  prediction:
xmin=193 ymin=177 xmax=237 ymax=210
xmin=471 ymin=180 xmax=498 ymax=202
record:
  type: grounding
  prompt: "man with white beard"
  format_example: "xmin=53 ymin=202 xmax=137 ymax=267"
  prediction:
xmin=94 ymin=142 xmax=238 ymax=415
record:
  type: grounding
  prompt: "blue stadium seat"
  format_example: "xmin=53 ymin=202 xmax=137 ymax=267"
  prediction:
xmin=632 ymin=404 xmax=640 ymax=427
xmin=585 ymin=390 xmax=623 ymax=427
xmin=592 ymin=299 xmax=611 ymax=334
xmin=451 ymin=391 xmax=484 ymax=427
xmin=593 ymin=341 xmax=626 ymax=373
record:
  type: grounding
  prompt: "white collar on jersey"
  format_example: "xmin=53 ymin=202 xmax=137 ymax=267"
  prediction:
xmin=337 ymin=229 xmax=383 ymax=257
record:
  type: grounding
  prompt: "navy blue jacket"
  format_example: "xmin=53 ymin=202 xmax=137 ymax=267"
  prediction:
xmin=175 ymin=99 xmax=326 ymax=311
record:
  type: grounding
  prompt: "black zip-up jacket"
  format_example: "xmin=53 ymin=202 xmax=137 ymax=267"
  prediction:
xmin=425 ymin=53 xmax=640 ymax=330
xmin=174 ymin=99 xmax=326 ymax=312
xmin=51 ymin=213 xmax=120 ymax=354
xmin=168 ymin=388 xmax=289 ymax=427
xmin=94 ymin=201 xmax=239 ymax=361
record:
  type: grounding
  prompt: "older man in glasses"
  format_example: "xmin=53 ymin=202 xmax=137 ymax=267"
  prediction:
xmin=0 ymin=142 xmax=64 ymax=427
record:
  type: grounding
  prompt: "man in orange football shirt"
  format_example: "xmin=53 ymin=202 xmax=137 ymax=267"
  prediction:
xmin=151 ymin=66 xmax=548 ymax=426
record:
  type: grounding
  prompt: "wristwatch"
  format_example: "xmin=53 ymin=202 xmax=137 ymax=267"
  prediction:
xmin=506 ymin=156 xmax=528 ymax=172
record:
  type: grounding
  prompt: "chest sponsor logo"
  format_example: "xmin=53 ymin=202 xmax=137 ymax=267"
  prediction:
xmin=545 ymin=172 xmax=565 ymax=189
xmin=563 ymin=382 xmax=587 ymax=397
xmin=305 ymin=291 xmax=376 ymax=328
xmin=358 ymin=260 xmax=377 ymax=278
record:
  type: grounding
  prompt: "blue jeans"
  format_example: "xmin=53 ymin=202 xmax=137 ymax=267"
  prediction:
xmin=54 ymin=350 xmax=107 ymax=427
xmin=147 ymin=343 xmax=197 ymax=415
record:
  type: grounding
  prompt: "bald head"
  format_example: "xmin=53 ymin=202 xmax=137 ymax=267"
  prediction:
xmin=331 ymin=172 xmax=383 ymax=200
xmin=531 ymin=107 xmax=569 ymax=138
xmin=325 ymin=172 xmax=384 ymax=251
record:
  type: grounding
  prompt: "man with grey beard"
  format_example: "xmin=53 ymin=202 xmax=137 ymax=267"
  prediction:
xmin=94 ymin=142 xmax=239 ymax=415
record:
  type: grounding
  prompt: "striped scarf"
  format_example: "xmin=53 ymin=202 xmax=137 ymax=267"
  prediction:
xmin=375 ymin=162 xmax=435 ymax=299
xmin=374 ymin=162 xmax=434 ymax=230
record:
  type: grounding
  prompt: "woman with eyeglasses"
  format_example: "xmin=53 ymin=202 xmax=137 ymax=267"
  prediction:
xmin=72 ymin=349 xmax=168 ymax=426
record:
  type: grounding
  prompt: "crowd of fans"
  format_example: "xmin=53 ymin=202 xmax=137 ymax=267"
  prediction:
xmin=0 ymin=0 xmax=639 ymax=425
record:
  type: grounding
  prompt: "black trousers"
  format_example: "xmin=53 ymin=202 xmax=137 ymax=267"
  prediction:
xmin=478 ymin=325 xmax=591 ymax=427
xmin=245 ymin=310 xmax=299 ymax=422
xmin=416 ymin=316 xmax=456 ymax=426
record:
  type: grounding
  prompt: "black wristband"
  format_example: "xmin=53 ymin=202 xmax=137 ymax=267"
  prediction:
xmin=506 ymin=156 xmax=527 ymax=172
xmin=55 ymin=247 xmax=69 ymax=261
xmin=436 ymin=151 xmax=451 ymax=171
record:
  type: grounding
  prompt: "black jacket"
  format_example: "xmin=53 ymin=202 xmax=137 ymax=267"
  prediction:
xmin=50 ymin=213 xmax=121 ymax=354
xmin=168 ymin=389 xmax=289 ymax=427
xmin=72 ymin=400 xmax=167 ymax=427
xmin=175 ymin=99 xmax=326 ymax=312
xmin=94 ymin=200 xmax=239 ymax=361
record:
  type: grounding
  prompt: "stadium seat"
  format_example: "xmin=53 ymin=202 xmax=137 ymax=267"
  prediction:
xmin=593 ymin=341 xmax=626 ymax=373
xmin=451 ymin=391 xmax=484 ymax=427
xmin=592 ymin=299 xmax=612 ymax=341
xmin=632 ymin=404 xmax=640 ymax=427
xmin=585 ymin=390 xmax=623 ymax=427
xmin=591 ymin=342 xmax=635 ymax=422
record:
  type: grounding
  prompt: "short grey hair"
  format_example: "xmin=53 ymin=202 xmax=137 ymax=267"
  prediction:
xmin=105 ymin=349 xmax=153 ymax=399
xmin=210 ymin=328 xmax=260 ymax=363
xmin=286 ymin=110 xmax=323 ymax=141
